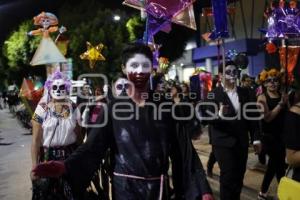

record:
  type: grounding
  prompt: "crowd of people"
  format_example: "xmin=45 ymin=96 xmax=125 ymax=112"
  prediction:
xmin=21 ymin=42 xmax=300 ymax=200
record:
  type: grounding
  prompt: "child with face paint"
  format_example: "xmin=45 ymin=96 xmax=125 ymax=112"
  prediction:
xmin=32 ymin=43 xmax=213 ymax=200
xmin=30 ymin=71 xmax=83 ymax=200
xmin=203 ymin=61 xmax=262 ymax=200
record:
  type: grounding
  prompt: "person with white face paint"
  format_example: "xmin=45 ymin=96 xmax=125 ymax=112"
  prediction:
xmin=30 ymin=71 xmax=83 ymax=200
xmin=203 ymin=61 xmax=262 ymax=200
xmin=32 ymin=43 xmax=213 ymax=200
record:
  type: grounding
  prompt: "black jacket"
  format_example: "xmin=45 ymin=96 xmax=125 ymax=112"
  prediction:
xmin=65 ymin=96 xmax=212 ymax=200
xmin=203 ymin=86 xmax=261 ymax=147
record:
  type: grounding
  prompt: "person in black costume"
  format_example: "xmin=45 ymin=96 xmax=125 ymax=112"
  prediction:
xmin=284 ymin=89 xmax=300 ymax=182
xmin=32 ymin=43 xmax=213 ymax=200
xmin=206 ymin=75 xmax=220 ymax=177
xmin=240 ymin=74 xmax=257 ymax=145
xmin=256 ymin=69 xmax=288 ymax=200
xmin=203 ymin=61 xmax=262 ymax=200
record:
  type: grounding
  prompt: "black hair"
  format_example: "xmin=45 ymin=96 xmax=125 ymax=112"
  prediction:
xmin=241 ymin=74 xmax=250 ymax=82
xmin=212 ymin=75 xmax=220 ymax=89
xmin=218 ymin=60 xmax=237 ymax=74
xmin=121 ymin=42 xmax=153 ymax=66
xmin=111 ymin=72 xmax=127 ymax=83
xmin=171 ymin=84 xmax=182 ymax=93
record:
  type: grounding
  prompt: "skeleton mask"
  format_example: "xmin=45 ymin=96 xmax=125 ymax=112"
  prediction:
xmin=224 ymin=65 xmax=238 ymax=83
xmin=114 ymin=78 xmax=130 ymax=96
xmin=125 ymin=54 xmax=152 ymax=89
xmin=50 ymin=79 xmax=67 ymax=100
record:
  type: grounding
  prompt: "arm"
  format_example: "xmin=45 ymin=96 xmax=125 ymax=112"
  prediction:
xmin=170 ymin=117 xmax=212 ymax=199
xmin=257 ymin=94 xmax=284 ymax=123
xmin=30 ymin=103 xmax=46 ymax=178
xmin=74 ymin=123 xmax=84 ymax=145
xmin=30 ymin=119 xmax=43 ymax=181
xmin=64 ymin=107 xmax=113 ymax=197
xmin=31 ymin=120 xmax=43 ymax=168
xmin=202 ymin=89 xmax=233 ymax=132
xmin=285 ymin=107 xmax=300 ymax=167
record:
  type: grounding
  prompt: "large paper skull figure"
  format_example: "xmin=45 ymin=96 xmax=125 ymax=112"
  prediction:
xmin=50 ymin=79 xmax=67 ymax=100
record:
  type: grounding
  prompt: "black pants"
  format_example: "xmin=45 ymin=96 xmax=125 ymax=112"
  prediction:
xmin=260 ymin=141 xmax=286 ymax=193
xmin=213 ymin=145 xmax=248 ymax=200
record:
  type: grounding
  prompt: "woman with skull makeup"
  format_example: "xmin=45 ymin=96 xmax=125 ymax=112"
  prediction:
xmin=32 ymin=43 xmax=213 ymax=200
xmin=30 ymin=71 xmax=83 ymax=200
xmin=256 ymin=69 xmax=288 ymax=200
xmin=203 ymin=61 xmax=262 ymax=200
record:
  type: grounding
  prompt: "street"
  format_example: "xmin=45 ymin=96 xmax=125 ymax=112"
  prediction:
xmin=0 ymin=108 xmax=278 ymax=200
xmin=0 ymin=108 xmax=32 ymax=200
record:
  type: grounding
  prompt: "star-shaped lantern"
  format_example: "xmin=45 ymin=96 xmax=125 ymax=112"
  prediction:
xmin=80 ymin=42 xmax=106 ymax=69
xmin=123 ymin=0 xmax=196 ymax=37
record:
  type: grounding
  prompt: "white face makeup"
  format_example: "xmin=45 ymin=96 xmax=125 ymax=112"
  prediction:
xmin=114 ymin=78 xmax=130 ymax=96
xmin=224 ymin=65 xmax=238 ymax=83
xmin=50 ymin=79 xmax=67 ymax=100
xmin=125 ymin=54 xmax=152 ymax=74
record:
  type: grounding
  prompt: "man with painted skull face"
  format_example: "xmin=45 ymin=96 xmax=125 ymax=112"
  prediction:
xmin=32 ymin=43 xmax=213 ymax=200
xmin=203 ymin=61 xmax=262 ymax=200
xmin=30 ymin=71 xmax=83 ymax=200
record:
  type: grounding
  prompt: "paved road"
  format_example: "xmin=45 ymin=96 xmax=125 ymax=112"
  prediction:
xmin=0 ymin=109 xmax=31 ymax=200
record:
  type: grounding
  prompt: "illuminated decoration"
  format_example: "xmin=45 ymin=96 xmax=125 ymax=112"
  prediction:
xmin=19 ymin=78 xmax=44 ymax=114
xmin=279 ymin=47 xmax=300 ymax=83
xmin=123 ymin=0 xmax=196 ymax=36
xmin=202 ymin=7 xmax=236 ymax=17
xmin=209 ymin=0 xmax=229 ymax=40
xmin=28 ymin=12 xmax=58 ymax=37
xmin=158 ymin=57 xmax=169 ymax=73
xmin=80 ymin=42 xmax=106 ymax=69
xmin=29 ymin=12 xmax=67 ymax=66
xmin=265 ymin=0 xmax=300 ymax=38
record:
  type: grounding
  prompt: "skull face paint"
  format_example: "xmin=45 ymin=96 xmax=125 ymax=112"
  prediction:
xmin=224 ymin=65 xmax=238 ymax=83
xmin=125 ymin=54 xmax=152 ymax=89
xmin=114 ymin=78 xmax=130 ymax=96
xmin=50 ymin=79 xmax=67 ymax=100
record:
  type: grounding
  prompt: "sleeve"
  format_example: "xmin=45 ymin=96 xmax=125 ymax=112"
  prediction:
xmin=170 ymin=118 xmax=212 ymax=199
xmin=201 ymin=89 xmax=234 ymax=132
xmin=284 ymin=112 xmax=300 ymax=150
xmin=64 ymin=106 xmax=113 ymax=198
xmin=32 ymin=103 xmax=47 ymax=124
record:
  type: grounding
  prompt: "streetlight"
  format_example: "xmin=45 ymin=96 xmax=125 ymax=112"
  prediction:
xmin=113 ymin=15 xmax=121 ymax=21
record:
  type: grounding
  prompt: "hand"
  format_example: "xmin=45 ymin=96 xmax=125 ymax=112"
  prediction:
xmin=103 ymin=85 xmax=109 ymax=93
xmin=30 ymin=171 xmax=39 ymax=181
xmin=280 ymin=93 xmax=289 ymax=105
xmin=253 ymin=143 xmax=262 ymax=154
xmin=202 ymin=193 xmax=214 ymax=200
xmin=219 ymin=103 xmax=229 ymax=116
xmin=32 ymin=160 xmax=65 ymax=178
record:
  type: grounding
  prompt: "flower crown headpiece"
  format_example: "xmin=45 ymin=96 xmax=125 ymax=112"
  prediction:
xmin=44 ymin=70 xmax=71 ymax=93
xmin=258 ymin=68 xmax=281 ymax=84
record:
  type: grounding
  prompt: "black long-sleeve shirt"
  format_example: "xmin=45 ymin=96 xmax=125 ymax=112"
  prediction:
xmin=65 ymin=95 xmax=211 ymax=199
